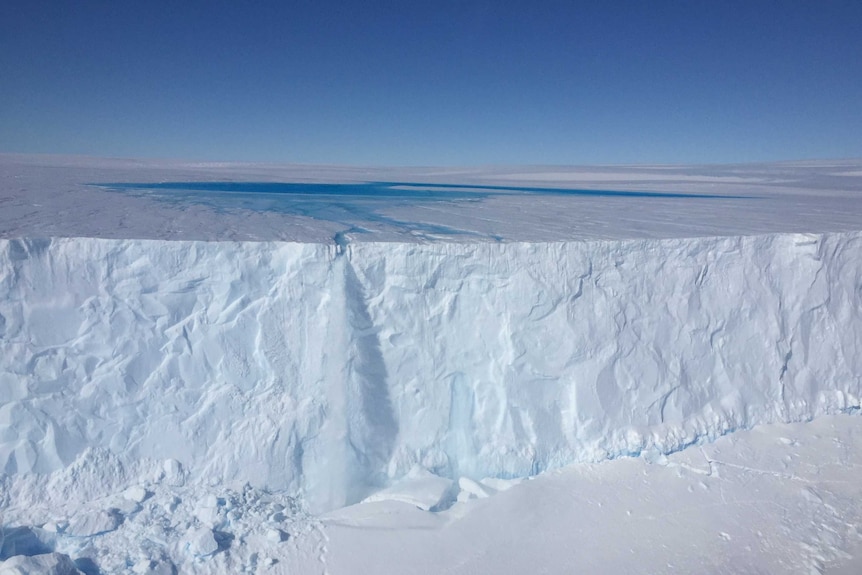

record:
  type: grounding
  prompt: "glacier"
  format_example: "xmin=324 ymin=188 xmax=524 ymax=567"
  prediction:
xmin=3 ymin=155 xmax=862 ymax=574
xmin=3 ymin=231 xmax=860 ymax=513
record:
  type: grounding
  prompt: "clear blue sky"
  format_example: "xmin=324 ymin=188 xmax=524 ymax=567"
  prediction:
xmin=2 ymin=1 xmax=860 ymax=165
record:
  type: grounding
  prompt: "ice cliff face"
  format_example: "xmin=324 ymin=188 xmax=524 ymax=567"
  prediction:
xmin=1 ymin=234 xmax=861 ymax=512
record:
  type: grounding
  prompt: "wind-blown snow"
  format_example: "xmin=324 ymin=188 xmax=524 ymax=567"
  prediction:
xmin=3 ymin=232 xmax=860 ymax=513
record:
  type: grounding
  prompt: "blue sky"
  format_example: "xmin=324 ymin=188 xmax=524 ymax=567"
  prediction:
xmin=2 ymin=1 xmax=861 ymax=165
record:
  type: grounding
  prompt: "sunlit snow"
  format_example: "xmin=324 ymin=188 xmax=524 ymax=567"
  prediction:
xmin=1 ymin=154 xmax=861 ymax=574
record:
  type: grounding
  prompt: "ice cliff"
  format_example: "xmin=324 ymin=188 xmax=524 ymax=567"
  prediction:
xmin=1 ymin=233 xmax=861 ymax=512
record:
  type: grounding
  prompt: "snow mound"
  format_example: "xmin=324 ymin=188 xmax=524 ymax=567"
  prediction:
xmin=1 ymin=232 xmax=861 ymax=514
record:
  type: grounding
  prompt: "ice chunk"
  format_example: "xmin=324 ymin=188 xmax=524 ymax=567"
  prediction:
xmin=39 ymin=522 xmax=67 ymax=535
xmin=194 ymin=494 xmax=221 ymax=525
xmin=0 ymin=552 xmax=82 ymax=575
xmin=265 ymin=528 xmax=288 ymax=543
xmin=185 ymin=528 xmax=218 ymax=557
xmin=123 ymin=486 xmax=149 ymax=503
xmin=131 ymin=558 xmax=175 ymax=575
xmin=65 ymin=510 xmax=122 ymax=537
xmin=0 ymin=527 xmax=51 ymax=560
xmin=362 ymin=467 xmax=454 ymax=511
xmin=161 ymin=460 xmax=185 ymax=487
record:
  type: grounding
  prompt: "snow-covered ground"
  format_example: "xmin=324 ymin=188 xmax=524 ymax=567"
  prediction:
xmin=1 ymin=154 xmax=861 ymax=574
xmin=3 ymin=154 xmax=862 ymax=242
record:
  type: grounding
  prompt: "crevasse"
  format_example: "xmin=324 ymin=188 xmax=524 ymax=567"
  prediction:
xmin=1 ymin=233 xmax=860 ymax=512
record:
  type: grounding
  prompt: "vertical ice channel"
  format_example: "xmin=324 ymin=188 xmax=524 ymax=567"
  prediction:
xmin=302 ymin=245 xmax=398 ymax=512
xmin=343 ymin=257 xmax=398 ymax=495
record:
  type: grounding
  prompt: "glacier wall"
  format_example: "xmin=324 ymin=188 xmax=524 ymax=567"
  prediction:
xmin=1 ymin=233 xmax=861 ymax=511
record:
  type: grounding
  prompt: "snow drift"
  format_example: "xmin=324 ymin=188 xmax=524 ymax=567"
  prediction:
xmin=1 ymin=233 xmax=861 ymax=512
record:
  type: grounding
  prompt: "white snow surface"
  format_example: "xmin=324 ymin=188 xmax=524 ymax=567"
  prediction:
xmin=2 ymin=155 xmax=862 ymax=573
xmin=3 ymin=154 xmax=862 ymax=242
xmin=3 ymin=233 xmax=861 ymax=514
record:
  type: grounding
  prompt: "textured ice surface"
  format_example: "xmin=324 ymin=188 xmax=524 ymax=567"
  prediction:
xmin=2 ymin=232 xmax=860 ymax=512
xmin=2 ymin=155 xmax=862 ymax=573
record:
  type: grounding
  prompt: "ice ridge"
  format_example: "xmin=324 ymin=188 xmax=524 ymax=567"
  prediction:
xmin=1 ymin=232 xmax=861 ymax=512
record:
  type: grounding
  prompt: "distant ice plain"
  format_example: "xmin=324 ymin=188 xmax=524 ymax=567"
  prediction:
xmin=3 ymin=153 xmax=862 ymax=242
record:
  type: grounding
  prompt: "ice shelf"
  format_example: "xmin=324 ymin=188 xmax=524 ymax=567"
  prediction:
xmin=2 ymin=232 xmax=860 ymax=512
xmin=3 ymin=156 xmax=862 ymax=573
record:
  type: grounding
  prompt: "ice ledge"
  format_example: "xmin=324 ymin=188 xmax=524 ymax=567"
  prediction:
xmin=1 ymin=231 xmax=861 ymax=511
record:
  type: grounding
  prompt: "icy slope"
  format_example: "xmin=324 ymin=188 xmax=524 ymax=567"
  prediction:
xmin=1 ymin=233 xmax=861 ymax=512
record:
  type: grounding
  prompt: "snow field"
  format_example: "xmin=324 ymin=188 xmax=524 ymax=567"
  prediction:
xmin=5 ymin=416 xmax=861 ymax=573
xmin=318 ymin=415 xmax=862 ymax=575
